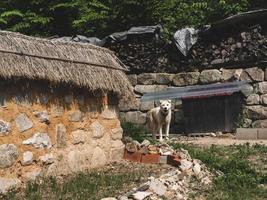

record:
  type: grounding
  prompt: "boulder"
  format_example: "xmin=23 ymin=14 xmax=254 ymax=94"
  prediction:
xmin=21 ymin=151 xmax=33 ymax=166
xmin=91 ymin=121 xmax=105 ymax=138
xmin=241 ymin=84 xmax=254 ymax=97
xmin=149 ymin=179 xmax=166 ymax=196
xmin=179 ymin=159 xmax=193 ymax=171
xmin=67 ymin=148 xmax=94 ymax=172
xmin=0 ymin=177 xmax=21 ymax=194
xmin=199 ymin=69 xmax=222 ymax=84
xmin=69 ymin=110 xmax=83 ymax=122
xmin=252 ymin=120 xmax=267 ymax=128
xmin=255 ymin=82 xmax=267 ymax=94
xmin=155 ymin=73 xmax=174 ymax=84
xmin=101 ymin=109 xmax=117 ymax=119
xmin=245 ymin=67 xmax=264 ymax=82
xmin=0 ymin=144 xmax=19 ymax=168
xmin=72 ymin=130 xmax=87 ymax=144
xmin=246 ymin=94 xmax=260 ymax=105
xmin=22 ymin=132 xmax=52 ymax=149
xmin=111 ymin=128 xmax=123 ymax=140
xmin=137 ymin=73 xmax=156 ymax=84
xmin=56 ymin=124 xmax=67 ymax=148
xmin=15 ymin=113 xmax=33 ymax=132
xmin=244 ymin=106 xmax=267 ymax=120
xmin=90 ymin=147 xmax=107 ymax=168
xmin=134 ymin=85 xmax=167 ymax=94
xmin=0 ymin=120 xmax=11 ymax=136
xmin=261 ymin=94 xmax=267 ymax=105
xmin=172 ymin=72 xmax=199 ymax=86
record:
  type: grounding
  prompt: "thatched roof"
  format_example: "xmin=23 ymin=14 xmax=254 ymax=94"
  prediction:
xmin=0 ymin=31 xmax=133 ymax=98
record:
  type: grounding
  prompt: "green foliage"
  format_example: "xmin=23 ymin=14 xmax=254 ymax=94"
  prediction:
xmin=171 ymin=143 xmax=267 ymax=200
xmin=0 ymin=0 xmax=266 ymax=37
xmin=3 ymin=171 xmax=143 ymax=200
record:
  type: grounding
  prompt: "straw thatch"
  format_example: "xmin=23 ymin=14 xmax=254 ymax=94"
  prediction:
xmin=0 ymin=31 xmax=133 ymax=98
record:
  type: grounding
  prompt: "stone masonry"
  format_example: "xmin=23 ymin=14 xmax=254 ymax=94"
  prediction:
xmin=120 ymin=66 xmax=267 ymax=132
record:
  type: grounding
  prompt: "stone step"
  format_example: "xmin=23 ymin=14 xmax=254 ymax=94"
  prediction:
xmin=236 ymin=128 xmax=267 ymax=140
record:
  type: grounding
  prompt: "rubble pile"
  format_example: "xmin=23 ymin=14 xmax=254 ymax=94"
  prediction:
xmin=103 ymin=140 xmax=215 ymax=200
xmin=192 ymin=26 xmax=267 ymax=68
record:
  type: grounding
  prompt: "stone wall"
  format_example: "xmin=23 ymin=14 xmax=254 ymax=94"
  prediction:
xmin=119 ymin=66 xmax=267 ymax=133
xmin=0 ymin=80 xmax=124 ymax=192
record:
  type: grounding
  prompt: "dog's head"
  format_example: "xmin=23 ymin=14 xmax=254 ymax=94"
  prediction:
xmin=159 ymin=100 xmax=171 ymax=114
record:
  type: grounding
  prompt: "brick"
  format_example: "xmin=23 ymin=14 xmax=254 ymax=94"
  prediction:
xmin=167 ymin=155 xmax=181 ymax=167
xmin=140 ymin=154 xmax=160 ymax=164
xmin=123 ymin=150 xmax=142 ymax=163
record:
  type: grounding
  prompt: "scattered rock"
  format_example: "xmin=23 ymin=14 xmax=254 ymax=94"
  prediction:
xmin=21 ymin=151 xmax=33 ymax=166
xmin=0 ymin=144 xmax=19 ymax=168
xmin=0 ymin=177 xmax=21 ymax=194
xmin=193 ymin=163 xmax=201 ymax=175
xmin=15 ymin=113 xmax=33 ymax=132
xmin=132 ymin=191 xmax=152 ymax=200
xmin=149 ymin=179 xmax=167 ymax=196
xmin=23 ymin=168 xmax=42 ymax=181
xmin=180 ymin=159 xmax=193 ymax=171
xmin=0 ymin=120 xmax=11 ymax=136
xmin=33 ymin=111 xmax=49 ymax=123
xmin=39 ymin=154 xmax=54 ymax=165
xmin=22 ymin=132 xmax=52 ymax=149
xmin=91 ymin=121 xmax=105 ymax=138
xmin=101 ymin=198 xmax=117 ymax=200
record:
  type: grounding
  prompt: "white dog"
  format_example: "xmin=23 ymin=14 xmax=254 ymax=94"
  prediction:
xmin=146 ymin=100 xmax=172 ymax=141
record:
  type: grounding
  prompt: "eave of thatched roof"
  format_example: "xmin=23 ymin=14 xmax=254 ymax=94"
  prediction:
xmin=0 ymin=31 xmax=133 ymax=98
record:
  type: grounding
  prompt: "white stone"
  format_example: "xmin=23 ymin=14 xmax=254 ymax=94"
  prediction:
xmin=0 ymin=120 xmax=11 ymax=136
xmin=111 ymin=128 xmax=123 ymax=140
xmin=39 ymin=154 xmax=54 ymax=165
xmin=193 ymin=163 xmax=201 ymax=175
xmin=132 ymin=191 xmax=152 ymax=200
xmin=72 ymin=130 xmax=87 ymax=144
xmin=33 ymin=111 xmax=49 ymax=123
xmin=90 ymin=147 xmax=107 ymax=168
xmin=101 ymin=109 xmax=117 ymax=119
xmin=246 ymin=94 xmax=260 ymax=105
xmin=91 ymin=121 xmax=105 ymax=138
xmin=15 ymin=113 xmax=33 ymax=132
xmin=0 ymin=144 xmax=19 ymax=168
xmin=0 ymin=177 xmax=21 ymax=194
xmin=149 ymin=179 xmax=167 ymax=196
xmin=101 ymin=198 xmax=117 ymax=200
xmin=23 ymin=132 xmax=52 ymax=149
xmin=180 ymin=159 xmax=193 ymax=171
xmin=21 ymin=151 xmax=33 ymax=166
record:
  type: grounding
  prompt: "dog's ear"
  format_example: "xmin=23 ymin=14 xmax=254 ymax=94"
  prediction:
xmin=167 ymin=100 xmax=171 ymax=103
xmin=159 ymin=100 xmax=163 ymax=104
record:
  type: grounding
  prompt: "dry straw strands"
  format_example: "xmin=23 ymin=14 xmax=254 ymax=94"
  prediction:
xmin=0 ymin=31 xmax=133 ymax=98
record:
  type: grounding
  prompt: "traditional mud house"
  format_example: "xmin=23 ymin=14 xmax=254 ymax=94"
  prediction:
xmin=0 ymin=31 xmax=133 ymax=187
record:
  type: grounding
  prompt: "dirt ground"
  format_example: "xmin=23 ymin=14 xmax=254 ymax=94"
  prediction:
xmin=174 ymin=135 xmax=267 ymax=147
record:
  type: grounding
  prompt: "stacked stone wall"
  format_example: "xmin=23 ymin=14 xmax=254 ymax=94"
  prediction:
xmin=120 ymin=66 xmax=267 ymax=132
xmin=0 ymin=80 xmax=124 ymax=192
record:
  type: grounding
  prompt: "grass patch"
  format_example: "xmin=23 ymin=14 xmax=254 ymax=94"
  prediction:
xmin=3 ymin=170 xmax=143 ymax=200
xmin=171 ymin=143 xmax=267 ymax=200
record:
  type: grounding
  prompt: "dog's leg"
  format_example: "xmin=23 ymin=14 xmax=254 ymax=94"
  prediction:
xmin=159 ymin=126 xmax=163 ymax=142
xmin=165 ymin=123 xmax=170 ymax=140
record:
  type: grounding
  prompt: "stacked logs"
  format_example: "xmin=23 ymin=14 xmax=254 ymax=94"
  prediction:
xmin=191 ymin=26 xmax=267 ymax=68
xmin=105 ymin=37 xmax=178 ymax=74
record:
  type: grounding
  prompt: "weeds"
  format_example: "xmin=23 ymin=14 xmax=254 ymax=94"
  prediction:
xmin=171 ymin=143 xmax=267 ymax=200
